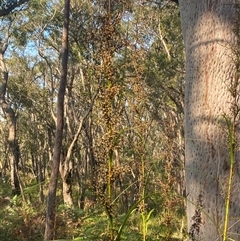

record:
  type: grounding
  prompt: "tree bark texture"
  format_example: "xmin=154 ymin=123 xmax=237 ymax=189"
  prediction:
xmin=44 ymin=0 xmax=70 ymax=240
xmin=179 ymin=0 xmax=240 ymax=240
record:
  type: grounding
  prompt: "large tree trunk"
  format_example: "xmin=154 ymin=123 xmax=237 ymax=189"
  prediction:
xmin=179 ymin=0 xmax=240 ymax=240
xmin=44 ymin=0 xmax=70 ymax=239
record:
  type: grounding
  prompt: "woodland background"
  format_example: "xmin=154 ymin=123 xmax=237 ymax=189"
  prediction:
xmin=0 ymin=0 xmax=186 ymax=240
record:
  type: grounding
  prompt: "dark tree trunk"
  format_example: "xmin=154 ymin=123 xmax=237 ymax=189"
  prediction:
xmin=44 ymin=0 xmax=70 ymax=239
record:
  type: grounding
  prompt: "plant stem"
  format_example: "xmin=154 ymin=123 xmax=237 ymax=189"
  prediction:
xmin=223 ymin=120 xmax=235 ymax=241
xmin=141 ymin=155 xmax=146 ymax=241
xmin=108 ymin=149 xmax=114 ymax=240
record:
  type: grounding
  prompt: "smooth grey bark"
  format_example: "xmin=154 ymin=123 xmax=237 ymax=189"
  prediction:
xmin=179 ymin=0 xmax=240 ymax=240
xmin=44 ymin=0 xmax=70 ymax=239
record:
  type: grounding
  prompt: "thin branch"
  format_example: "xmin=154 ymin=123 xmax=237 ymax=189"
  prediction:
xmin=157 ymin=21 xmax=171 ymax=61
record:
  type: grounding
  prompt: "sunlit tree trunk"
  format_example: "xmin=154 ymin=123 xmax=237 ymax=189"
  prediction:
xmin=44 ymin=0 xmax=70 ymax=239
xmin=179 ymin=0 xmax=240 ymax=240
xmin=60 ymin=155 xmax=74 ymax=206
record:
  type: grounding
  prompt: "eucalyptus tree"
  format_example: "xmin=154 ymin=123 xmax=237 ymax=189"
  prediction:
xmin=0 ymin=0 xmax=58 ymax=198
xmin=44 ymin=0 xmax=70 ymax=239
xmin=8 ymin=54 xmax=52 ymax=202
xmin=179 ymin=0 xmax=240 ymax=240
xmin=0 ymin=15 xmax=22 ymax=195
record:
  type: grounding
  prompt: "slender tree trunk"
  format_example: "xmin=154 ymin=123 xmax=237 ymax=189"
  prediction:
xmin=8 ymin=115 xmax=20 ymax=196
xmin=44 ymin=0 xmax=70 ymax=239
xmin=60 ymin=107 xmax=94 ymax=205
xmin=85 ymin=119 xmax=97 ymax=196
xmin=37 ymin=155 xmax=44 ymax=203
xmin=179 ymin=0 xmax=240 ymax=240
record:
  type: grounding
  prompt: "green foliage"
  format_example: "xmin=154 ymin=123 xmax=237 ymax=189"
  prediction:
xmin=0 ymin=176 xmax=186 ymax=241
xmin=12 ymin=27 xmax=27 ymax=46
xmin=115 ymin=197 xmax=144 ymax=241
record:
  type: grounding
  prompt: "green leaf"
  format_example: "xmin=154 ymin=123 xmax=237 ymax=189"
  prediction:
xmin=115 ymin=196 xmax=150 ymax=241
